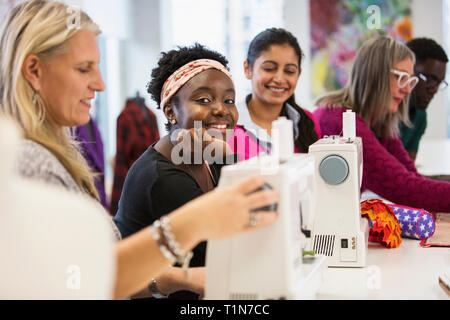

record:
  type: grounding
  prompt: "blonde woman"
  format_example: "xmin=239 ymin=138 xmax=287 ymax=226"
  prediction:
xmin=0 ymin=0 xmax=279 ymax=300
xmin=314 ymin=36 xmax=450 ymax=213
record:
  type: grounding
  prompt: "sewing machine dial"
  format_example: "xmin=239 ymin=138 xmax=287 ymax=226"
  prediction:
xmin=319 ymin=155 xmax=349 ymax=185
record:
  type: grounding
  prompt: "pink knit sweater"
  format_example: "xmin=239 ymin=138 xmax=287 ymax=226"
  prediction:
xmin=313 ymin=106 xmax=450 ymax=213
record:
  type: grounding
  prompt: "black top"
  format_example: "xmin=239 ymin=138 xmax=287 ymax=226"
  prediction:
xmin=113 ymin=145 xmax=236 ymax=299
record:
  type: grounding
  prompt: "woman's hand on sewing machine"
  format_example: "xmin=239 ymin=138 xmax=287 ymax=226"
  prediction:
xmin=172 ymin=175 xmax=279 ymax=243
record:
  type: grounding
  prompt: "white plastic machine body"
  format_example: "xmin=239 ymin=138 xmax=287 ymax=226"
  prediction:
xmin=308 ymin=111 xmax=369 ymax=268
xmin=205 ymin=118 xmax=327 ymax=300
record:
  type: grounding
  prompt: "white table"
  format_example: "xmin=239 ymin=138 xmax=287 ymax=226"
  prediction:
xmin=416 ymin=139 xmax=450 ymax=175
xmin=338 ymin=140 xmax=450 ymax=299
xmin=315 ymin=140 xmax=450 ymax=299
xmin=316 ymin=239 xmax=450 ymax=299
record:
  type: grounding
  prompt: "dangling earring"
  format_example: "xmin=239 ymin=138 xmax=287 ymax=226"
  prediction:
xmin=171 ymin=119 xmax=177 ymax=125
xmin=33 ymin=91 xmax=45 ymax=124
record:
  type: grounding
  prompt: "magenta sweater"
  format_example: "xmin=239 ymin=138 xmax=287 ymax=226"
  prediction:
xmin=313 ymin=106 xmax=450 ymax=213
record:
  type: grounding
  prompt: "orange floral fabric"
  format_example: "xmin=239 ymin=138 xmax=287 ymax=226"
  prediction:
xmin=361 ymin=199 xmax=402 ymax=248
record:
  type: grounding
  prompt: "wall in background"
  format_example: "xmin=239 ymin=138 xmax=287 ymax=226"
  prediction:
xmin=47 ymin=0 xmax=450 ymax=160
xmin=411 ymin=0 xmax=447 ymax=140
xmin=285 ymin=0 xmax=312 ymax=111
xmin=2 ymin=0 xmax=447 ymax=173
xmin=64 ymin=0 xmax=166 ymax=165
xmin=121 ymin=0 xmax=166 ymax=135
xmin=285 ymin=0 xmax=448 ymax=141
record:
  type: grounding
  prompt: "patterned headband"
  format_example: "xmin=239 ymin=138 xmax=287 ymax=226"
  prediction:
xmin=160 ymin=59 xmax=233 ymax=109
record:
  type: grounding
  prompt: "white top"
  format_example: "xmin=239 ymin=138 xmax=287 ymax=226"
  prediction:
xmin=236 ymin=98 xmax=301 ymax=154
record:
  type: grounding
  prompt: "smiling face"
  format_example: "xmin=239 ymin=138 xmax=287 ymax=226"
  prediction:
xmin=389 ymin=58 xmax=415 ymax=113
xmin=245 ymin=44 xmax=301 ymax=107
xmin=37 ymin=29 xmax=105 ymax=128
xmin=412 ymin=58 xmax=447 ymax=110
xmin=167 ymin=68 xmax=238 ymax=138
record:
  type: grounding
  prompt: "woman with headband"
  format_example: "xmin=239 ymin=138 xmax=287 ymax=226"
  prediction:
xmin=1 ymin=1 xmax=278 ymax=299
xmin=113 ymin=44 xmax=243 ymax=299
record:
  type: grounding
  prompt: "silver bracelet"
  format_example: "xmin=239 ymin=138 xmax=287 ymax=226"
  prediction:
xmin=151 ymin=220 xmax=177 ymax=265
xmin=160 ymin=216 xmax=194 ymax=280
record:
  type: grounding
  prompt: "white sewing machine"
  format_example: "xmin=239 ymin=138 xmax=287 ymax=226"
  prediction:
xmin=308 ymin=110 xmax=369 ymax=267
xmin=205 ymin=118 xmax=327 ymax=300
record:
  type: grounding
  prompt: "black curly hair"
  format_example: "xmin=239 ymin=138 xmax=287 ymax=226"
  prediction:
xmin=147 ymin=43 xmax=229 ymax=131
xmin=407 ymin=38 xmax=448 ymax=64
xmin=246 ymin=28 xmax=318 ymax=153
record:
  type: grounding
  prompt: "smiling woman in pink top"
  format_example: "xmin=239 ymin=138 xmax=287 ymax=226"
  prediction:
xmin=229 ymin=28 xmax=321 ymax=160
xmin=314 ymin=36 xmax=450 ymax=213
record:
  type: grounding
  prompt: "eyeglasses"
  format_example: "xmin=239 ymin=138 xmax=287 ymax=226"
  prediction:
xmin=416 ymin=72 xmax=448 ymax=91
xmin=390 ymin=69 xmax=419 ymax=90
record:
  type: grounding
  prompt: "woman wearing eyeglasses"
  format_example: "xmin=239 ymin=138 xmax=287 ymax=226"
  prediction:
xmin=314 ymin=36 xmax=450 ymax=213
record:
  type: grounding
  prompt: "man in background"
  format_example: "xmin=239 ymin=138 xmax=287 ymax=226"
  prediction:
xmin=400 ymin=38 xmax=448 ymax=161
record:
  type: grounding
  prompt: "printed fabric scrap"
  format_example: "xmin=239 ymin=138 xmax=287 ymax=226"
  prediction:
xmin=388 ymin=204 xmax=436 ymax=240
xmin=361 ymin=199 xmax=402 ymax=248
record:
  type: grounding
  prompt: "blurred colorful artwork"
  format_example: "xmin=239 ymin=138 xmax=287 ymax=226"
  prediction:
xmin=310 ymin=0 xmax=413 ymax=99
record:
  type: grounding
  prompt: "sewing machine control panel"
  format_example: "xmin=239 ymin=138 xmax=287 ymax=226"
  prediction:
xmin=322 ymin=135 xmax=355 ymax=144
xmin=340 ymin=236 xmax=357 ymax=262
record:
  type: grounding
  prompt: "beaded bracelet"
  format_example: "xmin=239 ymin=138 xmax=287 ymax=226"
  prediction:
xmin=151 ymin=220 xmax=177 ymax=265
xmin=161 ymin=216 xmax=185 ymax=257
xmin=160 ymin=216 xmax=194 ymax=280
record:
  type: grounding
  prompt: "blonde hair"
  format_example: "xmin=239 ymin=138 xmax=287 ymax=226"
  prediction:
xmin=316 ymin=36 xmax=415 ymax=139
xmin=0 ymin=0 xmax=101 ymax=199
